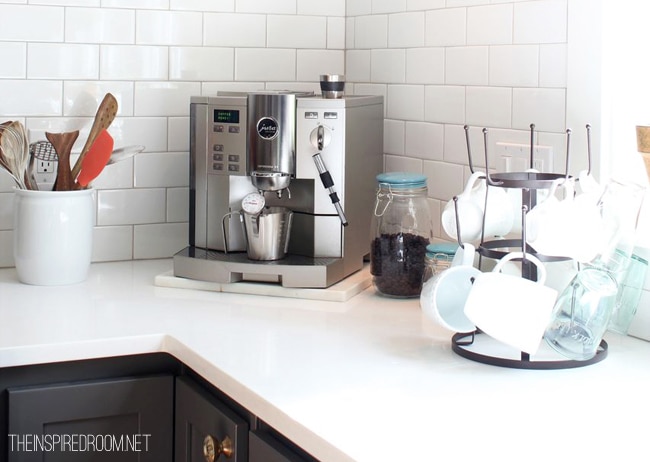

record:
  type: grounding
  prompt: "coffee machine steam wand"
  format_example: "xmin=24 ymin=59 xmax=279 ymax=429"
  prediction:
xmin=312 ymin=125 xmax=348 ymax=226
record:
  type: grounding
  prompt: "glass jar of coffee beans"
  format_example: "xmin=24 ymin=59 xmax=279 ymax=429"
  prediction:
xmin=371 ymin=172 xmax=433 ymax=298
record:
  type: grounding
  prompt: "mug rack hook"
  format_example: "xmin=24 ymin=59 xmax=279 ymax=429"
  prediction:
xmin=452 ymin=196 xmax=465 ymax=249
xmin=482 ymin=128 xmax=503 ymax=186
xmin=464 ymin=125 xmax=476 ymax=174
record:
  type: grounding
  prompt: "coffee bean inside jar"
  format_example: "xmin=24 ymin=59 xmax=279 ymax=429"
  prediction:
xmin=371 ymin=173 xmax=433 ymax=298
xmin=371 ymin=232 xmax=429 ymax=297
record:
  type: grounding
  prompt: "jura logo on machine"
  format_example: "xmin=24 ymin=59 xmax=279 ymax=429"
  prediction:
xmin=257 ymin=117 xmax=279 ymax=140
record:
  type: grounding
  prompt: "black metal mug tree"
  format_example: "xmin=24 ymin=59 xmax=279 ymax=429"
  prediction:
xmin=449 ymin=124 xmax=608 ymax=370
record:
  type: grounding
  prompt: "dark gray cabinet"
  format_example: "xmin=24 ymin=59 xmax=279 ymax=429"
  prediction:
xmin=175 ymin=376 xmax=248 ymax=462
xmin=1 ymin=354 xmax=317 ymax=462
xmin=7 ymin=374 xmax=174 ymax=462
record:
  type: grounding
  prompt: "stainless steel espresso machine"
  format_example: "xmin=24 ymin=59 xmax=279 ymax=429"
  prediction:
xmin=172 ymin=91 xmax=384 ymax=288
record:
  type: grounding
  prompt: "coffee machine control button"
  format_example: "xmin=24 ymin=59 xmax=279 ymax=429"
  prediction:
xmin=305 ymin=111 xmax=318 ymax=119
xmin=214 ymin=125 xmax=224 ymax=133
xmin=228 ymin=154 xmax=240 ymax=162
xmin=213 ymin=153 xmax=223 ymax=162
xmin=213 ymin=144 xmax=224 ymax=152
xmin=212 ymin=163 xmax=224 ymax=171
xmin=324 ymin=112 xmax=338 ymax=119
xmin=229 ymin=126 xmax=240 ymax=134
xmin=228 ymin=165 xmax=239 ymax=172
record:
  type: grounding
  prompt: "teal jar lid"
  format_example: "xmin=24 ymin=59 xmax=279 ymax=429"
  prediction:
xmin=426 ymin=242 xmax=459 ymax=256
xmin=376 ymin=172 xmax=427 ymax=189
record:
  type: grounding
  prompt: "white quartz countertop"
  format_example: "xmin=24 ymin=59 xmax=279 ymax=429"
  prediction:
xmin=1 ymin=259 xmax=649 ymax=461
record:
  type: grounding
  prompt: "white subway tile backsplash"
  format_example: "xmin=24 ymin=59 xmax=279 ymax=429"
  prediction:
xmin=354 ymin=14 xmax=388 ymax=49
xmin=423 ymin=159 xmax=464 ymax=201
xmin=373 ymin=0 xmax=406 ymax=14
xmin=64 ymin=82 xmax=135 ymax=117
xmin=384 ymin=154 xmax=422 ymax=174
xmin=102 ymin=0 xmax=168 ymax=9
xmin=298 ymin=0 xmax=345 ymax=16
xmin=0 ymin=80 xmax=62 ymax=116
xmin=371 ymin=49 xmax=405 ymax=83
xmin=235 ymin=49 xmax=296 ymax=81
xmin=424 ymin=85 xmax=465 ymax=125
xmin=110 ymin=117 xmax=169 ymax=152
xmin=466 ymin=86 xmax=512 ymax=128
xmin=168 ymin=117 xmax=190 ymax=152
xmin=136 ymin=10 xmax=202 ymax=46
xmin=425 ymin=8 xmax=466 ymax=47
xmin=28 ymin=44 xmax=99 ymax=80
xmin=236 ymin=0 xmax=296 ymax=14
xmin=92 ymin=226 xmax=133 ymax=262
xmin=97 ymin=188 xmax=166 ymax=226
xmin=0 ymin=193 xmax=13 ymax=230
xmin=512 ymin=88 xmax=566 ymax=132
xmin=467 ymin=4 xmax=513 ymax=45
xmin=347 ymin=0 xmax=372 ymax=17
xmin=328 ymin=17 xmax=346 ymax=49
xmin=0 ymin=5 xmax=63 ymax=42
xmin=133 ymin=222 xmax=188 ymax=259
xmin=387 ymin=85 xmax=424 ymax=121
xmin=346 ymin=50 xmax=371 ymax=82
xmin=406 ymin=48 xmax=444 ymax=84
xmin=101 ymin=45 xmax=168 ymax=80
xmin=296 ymin=50 xmax=345 ymax=81
xmin=388 ymin=12 xmax=424 ymax=48
xmin=65 ymin=8 xmax=135 ymax=44
xmin=134 ymin=152 xmax=189 ymax=188
xmin=204 ymin=13 xmax=266 ymax=47
xmin=489 ymin=45 xmax=539 ymax=87
xmin=0 ymin=1 xmax=574 ymax=258
xmin=0 ymin=43 xmax=26 ymax=79
xmin=384 ymin=119 xmax=405 ymax=155
xmin=539 ymin=43 xmax=567 ymax=88
xmin=268 ymin=15 xmax=327 ymax=49
xmin=514 ymin=0 xmax=567 ymax=44
xmin=170 ymin=0 xmax=234 ymax=12
xmin=405 ymin=121 xmax=444 ymax=161
xmin=446 ymin=46 xmax=489 ymax=86
xmin=167 ymin=187 xmax=189 ymax=222
xmin=407 ymin=0 xmax=445 ymax=11
xmin=0 ymin=231 xmax=12 ymax=268
xmin=134 ymin=82 xmax=201 ymax=117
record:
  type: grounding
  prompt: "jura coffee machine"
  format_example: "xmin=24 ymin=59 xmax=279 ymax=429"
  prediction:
xmin=173 ymin=91 xmax=383 ymax=288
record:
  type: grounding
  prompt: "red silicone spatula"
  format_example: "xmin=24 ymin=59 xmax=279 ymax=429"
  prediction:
xmin=75 ymin=129 xmax=114 ymax=188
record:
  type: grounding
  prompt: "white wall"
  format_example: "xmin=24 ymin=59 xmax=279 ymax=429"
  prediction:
xmin=0 ymin=0 xmax=622 ymax=266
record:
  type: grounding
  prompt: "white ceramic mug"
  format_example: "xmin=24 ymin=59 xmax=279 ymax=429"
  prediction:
xmin=13 ymin=188 xmax=94 ymax=285
xmin=451 ymin=242 xmax=475 ymax=267
xmin=463 ymin=252 xmax=558 ymax=354
xmin=526 ymin=178 xmax=603 ymax=262
xmin=442 ymin=172 xmax=513 ymax=243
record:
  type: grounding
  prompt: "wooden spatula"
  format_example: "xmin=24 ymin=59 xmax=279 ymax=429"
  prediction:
xmin=71 ymin=93 xmax=118 ymax=181
xmin=46 ymin=130 xmax=79 ymax=191
xmin=75 ymin=129 xmax=114 ymax=188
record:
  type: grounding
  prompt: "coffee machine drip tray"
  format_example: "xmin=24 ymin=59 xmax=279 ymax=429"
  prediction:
xmin=172 ymin=246 xmax=369 ymax=291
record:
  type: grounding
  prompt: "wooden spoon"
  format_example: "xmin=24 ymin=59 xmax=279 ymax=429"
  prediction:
xmin=71 ymin=93 xmax=118 ymax=181
xmin=75 ymin=129 xmax=114 ymax=188
xmin=46 ymin=130 xmax=79 ymax=191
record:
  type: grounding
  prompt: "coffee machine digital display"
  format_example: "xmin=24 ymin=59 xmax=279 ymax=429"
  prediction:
xmin=174 ymin=91 xmax=384 ymax=288
xmin=213 ymin=109 xmax=239 ymax=124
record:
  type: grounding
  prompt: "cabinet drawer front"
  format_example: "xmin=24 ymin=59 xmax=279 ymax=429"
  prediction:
xmin=175 ymin=376 xmax=248 ymax=462
xmin=7 ymin=375 xmax=174 ymax=462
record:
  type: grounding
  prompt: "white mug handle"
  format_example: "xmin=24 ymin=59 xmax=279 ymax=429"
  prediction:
xmin=460 ymin=171 xmax=487 ymax=197
xmin=492 ymin=251 xmax=547 ymax=285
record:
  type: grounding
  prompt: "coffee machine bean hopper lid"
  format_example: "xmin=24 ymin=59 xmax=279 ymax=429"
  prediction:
xmin=242 ymin=192 xmax=266 ymax=215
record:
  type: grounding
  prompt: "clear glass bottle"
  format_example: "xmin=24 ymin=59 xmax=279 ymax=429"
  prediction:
xmin=370 ymin=172 xmax=433 ymax=298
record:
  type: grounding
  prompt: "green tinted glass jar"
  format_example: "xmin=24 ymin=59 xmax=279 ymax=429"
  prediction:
xmin=371 ymin=172 xmax=433 ymax=298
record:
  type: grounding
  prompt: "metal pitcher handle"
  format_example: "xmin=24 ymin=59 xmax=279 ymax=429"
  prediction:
xmin=221 ymin=211 xmax=242 ymax=254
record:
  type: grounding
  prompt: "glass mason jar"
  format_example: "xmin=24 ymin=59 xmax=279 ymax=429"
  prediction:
xmin=370 ymin=172 xmax=433 ymax=297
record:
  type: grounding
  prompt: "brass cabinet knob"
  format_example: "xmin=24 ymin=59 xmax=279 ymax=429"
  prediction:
xmin=203 ymin=434 xmax=234 ymax=462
